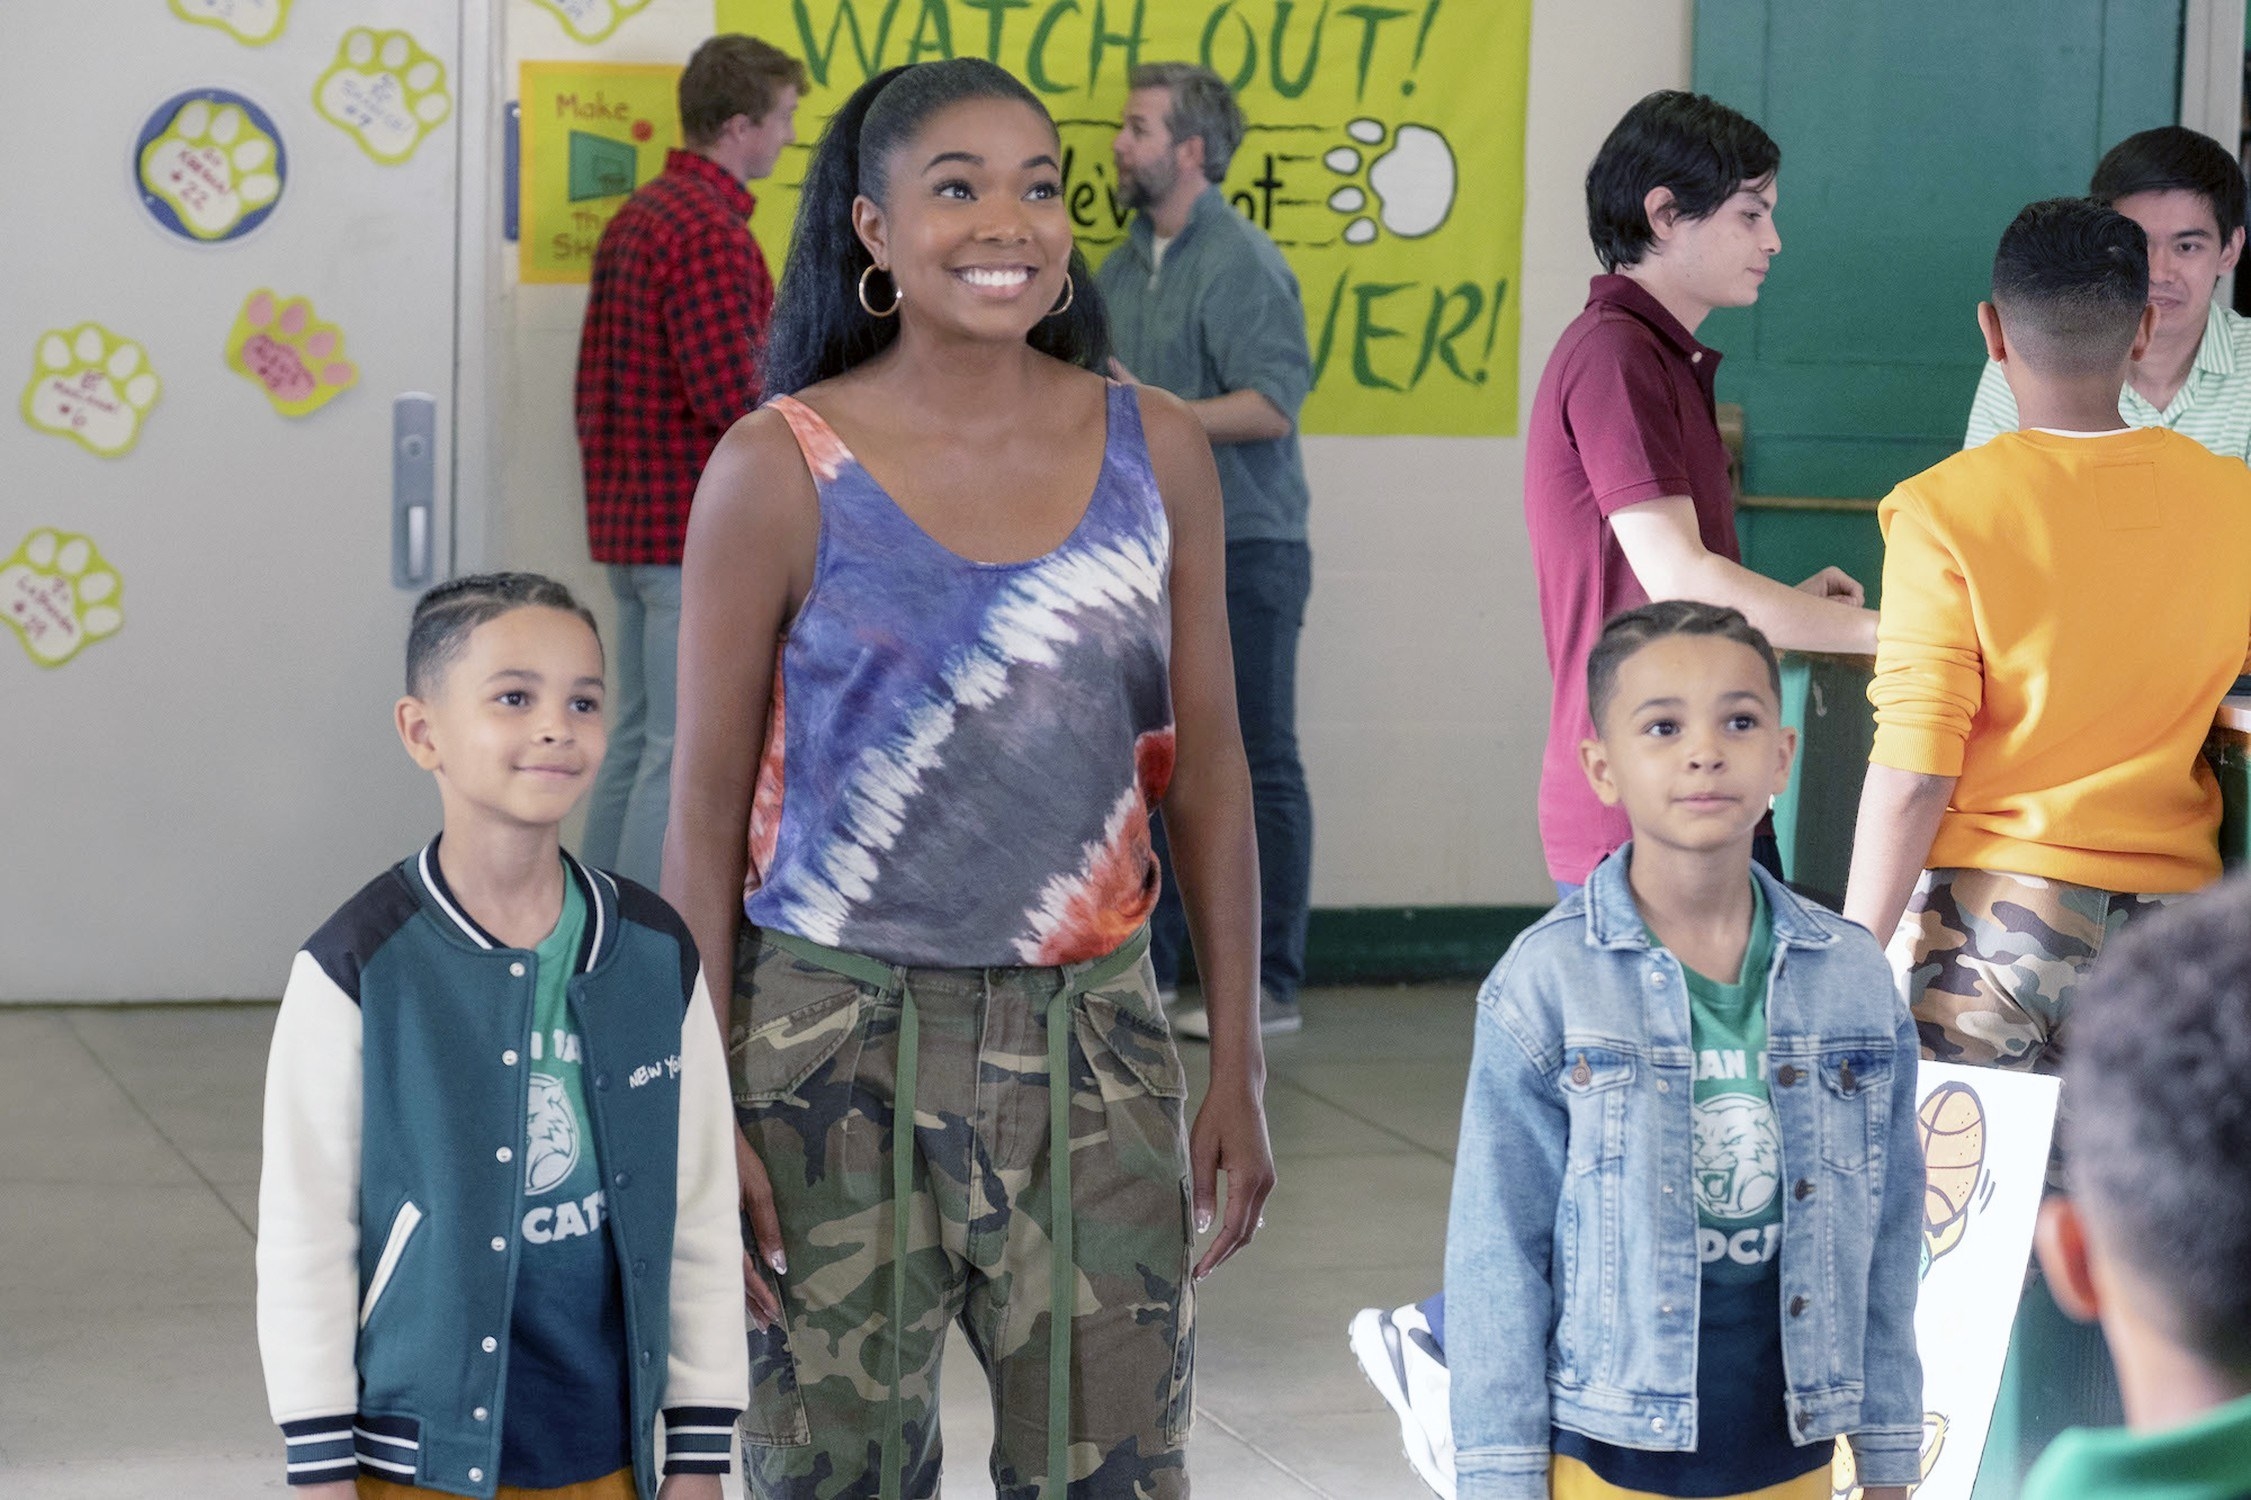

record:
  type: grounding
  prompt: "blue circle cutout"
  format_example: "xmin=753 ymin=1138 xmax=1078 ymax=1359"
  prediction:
xmin=133 ymin=88 xmax=288 ymax=244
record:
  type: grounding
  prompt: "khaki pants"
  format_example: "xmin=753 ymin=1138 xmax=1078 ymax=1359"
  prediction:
xmin=1549 ymin=1454 xmax=1830 ymax=1499
xmin=355 ymin=1468 xmax=634 ymax=1499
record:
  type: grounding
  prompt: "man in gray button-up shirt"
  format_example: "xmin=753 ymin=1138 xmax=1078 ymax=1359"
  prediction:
xmin=1098 ymin=62 xmax=1315 ymax=1038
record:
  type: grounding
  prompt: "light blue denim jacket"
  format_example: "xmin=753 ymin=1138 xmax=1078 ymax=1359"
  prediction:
xmin=1445 ymin=847 xmax=1924 ymax=1499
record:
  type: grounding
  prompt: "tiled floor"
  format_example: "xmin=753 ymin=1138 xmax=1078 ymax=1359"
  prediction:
xmin=0 ymin=985 xmax=1474 ymax=1498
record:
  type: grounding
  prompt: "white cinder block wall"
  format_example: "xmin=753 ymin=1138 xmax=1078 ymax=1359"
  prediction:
xmin=475 ymin=0 xmax=1694 ymax=911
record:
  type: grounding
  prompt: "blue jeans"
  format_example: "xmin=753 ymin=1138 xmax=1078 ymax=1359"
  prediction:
xmin=582 ymin=563 xmax=681 ymax=888
xmin=1150 ymin=539 xmax=1313 ymax=1006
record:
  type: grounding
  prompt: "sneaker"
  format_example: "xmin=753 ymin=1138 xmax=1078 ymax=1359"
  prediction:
xmin=1170 ymin=990 xmax=1302 ymax=1040
xmin=1348 ymin=1303 xmax=1454 ymax=1499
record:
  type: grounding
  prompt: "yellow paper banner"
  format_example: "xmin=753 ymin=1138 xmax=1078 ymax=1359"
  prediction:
xmin=519 ymin=61 xmax=685 ymax=285
xmin=713 ymin=0 xmax=1529 ymax=435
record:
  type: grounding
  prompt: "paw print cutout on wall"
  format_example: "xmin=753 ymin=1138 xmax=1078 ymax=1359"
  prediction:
xmin=1324 ymin=119 xmax=1456 ymax=245
xmin=315 ymin=29 xmax=453 ymax=165
xmin=136 ymin=92 xmax=285 ymax=242
xmin=22 ymin=325 xmax=162 ymax=458
xmin=227 ymin=291 xmax=358 ymax=417
xmin=528 ymin=0 xmax=657 ymax=45
xmin=167 ymin=0 xmax=291 ymax=46
xmin=3 ymin=529 xmax=124 ymax=669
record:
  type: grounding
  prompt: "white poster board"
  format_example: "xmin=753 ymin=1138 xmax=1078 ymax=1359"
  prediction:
xmin=1832 ymin=1062 xmax=2061 ymax=1498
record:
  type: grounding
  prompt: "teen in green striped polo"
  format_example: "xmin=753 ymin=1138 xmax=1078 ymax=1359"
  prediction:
xmin=1965 ymin=127 xmax=2251 ymax=458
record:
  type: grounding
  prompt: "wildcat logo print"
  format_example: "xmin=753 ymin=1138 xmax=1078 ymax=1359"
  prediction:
xmin=524 ymin=1072 xmax=580 ymax=1195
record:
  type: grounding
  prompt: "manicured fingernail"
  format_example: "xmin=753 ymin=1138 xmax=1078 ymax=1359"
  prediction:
xmin=1195 ymin=1210 xmax=1212 ymax=1234
xmin=769 ymin=1249 xmax=789 ymax=1274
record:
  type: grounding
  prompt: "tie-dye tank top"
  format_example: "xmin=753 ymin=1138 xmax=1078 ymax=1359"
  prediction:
xmin=743 ymin=381 xmax=1176 ymax=968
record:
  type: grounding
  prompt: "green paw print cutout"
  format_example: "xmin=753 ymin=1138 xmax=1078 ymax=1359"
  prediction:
xmin=529 ymin=0 xmax=656 ymax=45
xmin=1324 ymin=119 xmax=1457 ymax=245
xmin=315 ymin=28 xmax=453 ymax=165
xmin=3 ymin=529 xmax=124 ymax=668
xmin=167 ymin=0 xmax=291 ymax=46
xmin=138 ymin=95 xmax=283 ymax=240
xmin=228 ymin=290 xmax=358 ymax=418
xmin=21 ymin=324 xmax=162 ymax=458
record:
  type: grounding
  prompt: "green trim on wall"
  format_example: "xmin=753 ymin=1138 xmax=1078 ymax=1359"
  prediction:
xmin=1301 ymin=905 xmax=1549 ymax=985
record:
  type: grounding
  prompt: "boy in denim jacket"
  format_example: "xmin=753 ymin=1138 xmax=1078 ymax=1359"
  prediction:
xmin=1446 ymin=601 xmax=1923 ymax=1500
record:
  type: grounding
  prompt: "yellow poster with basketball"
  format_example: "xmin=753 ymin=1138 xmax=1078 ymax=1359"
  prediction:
xmin=519 ymin=61 xmax=684 ymax=284
xmin=712 ymin=0 xmax=1530 ymax=436
xmin=1829 ymin=1062 xmax=2060 ymax=1500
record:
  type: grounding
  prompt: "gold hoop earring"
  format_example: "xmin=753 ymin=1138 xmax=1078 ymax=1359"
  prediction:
xmin=1046 ymin=274 xmax=1075 ymax=318
xmin=858 ymin=263 xmax=900 ymax=318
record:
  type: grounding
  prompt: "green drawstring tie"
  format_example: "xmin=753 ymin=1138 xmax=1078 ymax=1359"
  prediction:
xmin=763 ymin=928 xmax=1150 ymax=1500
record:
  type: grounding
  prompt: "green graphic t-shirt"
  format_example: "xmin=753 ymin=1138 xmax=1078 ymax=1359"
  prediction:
xmin=1684 ymin=878 xmax=1780 ymax=1284
xmin=501 ymin=869 xmax=631 ymax=1487
xmin=1559 ymin=881 xmax=1827 ymax=1493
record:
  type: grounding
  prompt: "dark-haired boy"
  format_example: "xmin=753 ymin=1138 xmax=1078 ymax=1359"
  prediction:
xmin=1448 ymin=600 xmax=1921 ymax=1500
xmin=1966 ymin=126 xmax=2251 ymax=459
xmin=1844 ymin=198 xmax=2251 ymax=1472
xmin=1845 ymin=197 xmax=2251 ymax=1078
xmin=576 ymin=34 xmax=806 ymax=889
xmin=2024 ymin=874 xmax=2251 ymax=1497
xmin=256 ymin=573 xmax=746 ymax=1499
xmin=1350 ymin=91 xmax=1877 ymax=1497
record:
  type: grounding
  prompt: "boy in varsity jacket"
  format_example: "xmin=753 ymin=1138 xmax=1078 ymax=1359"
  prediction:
xmin=255 ymin=573 xmax=746 ymax=1500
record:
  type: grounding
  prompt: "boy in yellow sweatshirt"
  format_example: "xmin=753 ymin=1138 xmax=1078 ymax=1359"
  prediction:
xmin=1846 ymin=197 xmax=2251 ymax=1062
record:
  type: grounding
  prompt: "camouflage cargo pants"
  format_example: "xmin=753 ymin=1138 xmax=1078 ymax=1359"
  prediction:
xmin=731 ymin=925 xmax=1194 ymax=1500
xmin=1888 ymin=867 xmax=2176 ymax=1183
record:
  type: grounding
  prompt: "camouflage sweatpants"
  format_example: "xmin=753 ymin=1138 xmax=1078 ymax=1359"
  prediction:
xmin=730 ymin=926 xmax=1195 ymax=1500
xmin=1888 ymin=867 xmax=2176 ymax=1183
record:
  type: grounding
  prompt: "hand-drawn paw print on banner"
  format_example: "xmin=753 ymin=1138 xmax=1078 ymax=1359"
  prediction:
xmin=135 ymin=91 xmax=285 ymax=242
xmin=528 ymin=0 xmax=656 ymax=45
xmin=315 ymin=28 xmax=453 ymax=165
xmin=228 ymin=291 xmax=358 ymax=417
xmin=1324 ymin=119 xmax=1456 ymax=244
xmin=167 ymin=0 xmax=291 ymax=46
xmin=3 ymin=529 xmax=124 ymax=669
xmin=21 ymin=325 xmax=162 ymax=458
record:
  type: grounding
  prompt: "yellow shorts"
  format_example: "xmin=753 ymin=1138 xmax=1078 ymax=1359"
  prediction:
xmin=1549 ymin=1452 xmax=1832 ymax=1500
xmin=356 ymin=1469 xmax=635 ymax=1500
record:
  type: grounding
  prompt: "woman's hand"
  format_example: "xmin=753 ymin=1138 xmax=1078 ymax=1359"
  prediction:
xmin=736 ymin=1124 xmax=787 ymax=1328
xmin=1189 ymin=1076 xmax=1276 ymax=1281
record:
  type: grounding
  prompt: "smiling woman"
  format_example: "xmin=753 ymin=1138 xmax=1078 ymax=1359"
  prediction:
xmin=759 ymin=59 xmax=1109 ymax=396
xmin=662 ymin=55 xmax=1278 ymax=1500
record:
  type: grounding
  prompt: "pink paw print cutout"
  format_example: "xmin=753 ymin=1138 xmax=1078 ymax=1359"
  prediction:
xmin=226 ymin=290 xmax=357 ymax=417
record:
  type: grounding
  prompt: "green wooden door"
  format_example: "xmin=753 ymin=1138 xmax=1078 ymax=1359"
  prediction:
xmin=1694 ymin=0 xmax=2183 ymax=502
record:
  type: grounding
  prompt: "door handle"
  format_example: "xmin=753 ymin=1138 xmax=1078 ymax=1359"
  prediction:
xmin=392 ymin=393 xmax=437 ymax=589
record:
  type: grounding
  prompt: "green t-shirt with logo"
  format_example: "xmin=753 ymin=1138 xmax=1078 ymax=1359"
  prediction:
xmin=1681 ymin=878 xmax=1781 ymax=1285
xmin=1568 ymin=881 xmax=1827 ymax=1493
xmin=502 ymin=868 xmax=631 ymax=1487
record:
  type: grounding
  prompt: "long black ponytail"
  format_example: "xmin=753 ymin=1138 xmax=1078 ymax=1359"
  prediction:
xmin=762 ymin=58 xmax=1110 ymax=398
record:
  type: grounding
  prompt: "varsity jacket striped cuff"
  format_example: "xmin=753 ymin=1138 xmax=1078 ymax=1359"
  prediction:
xmin=280 ymin=1414 xmax=356 ymax=1486
xmin=662 ymin=1406 xmax=741 ymax=1474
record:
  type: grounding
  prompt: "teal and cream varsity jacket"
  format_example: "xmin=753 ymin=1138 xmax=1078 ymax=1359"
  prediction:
xmin=255 ymin=839 xmax=747 ymax=1498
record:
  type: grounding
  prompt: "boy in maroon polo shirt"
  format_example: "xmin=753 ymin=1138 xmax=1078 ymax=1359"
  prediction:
xmin=574 ymin=35 xmax=805 ymax=890
xmin=1348 ymin=90 xmax=1878 ymax=1499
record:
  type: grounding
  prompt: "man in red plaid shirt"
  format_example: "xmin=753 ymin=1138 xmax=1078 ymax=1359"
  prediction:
xmin=575 ymin=34 xmax=805 ymax=887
